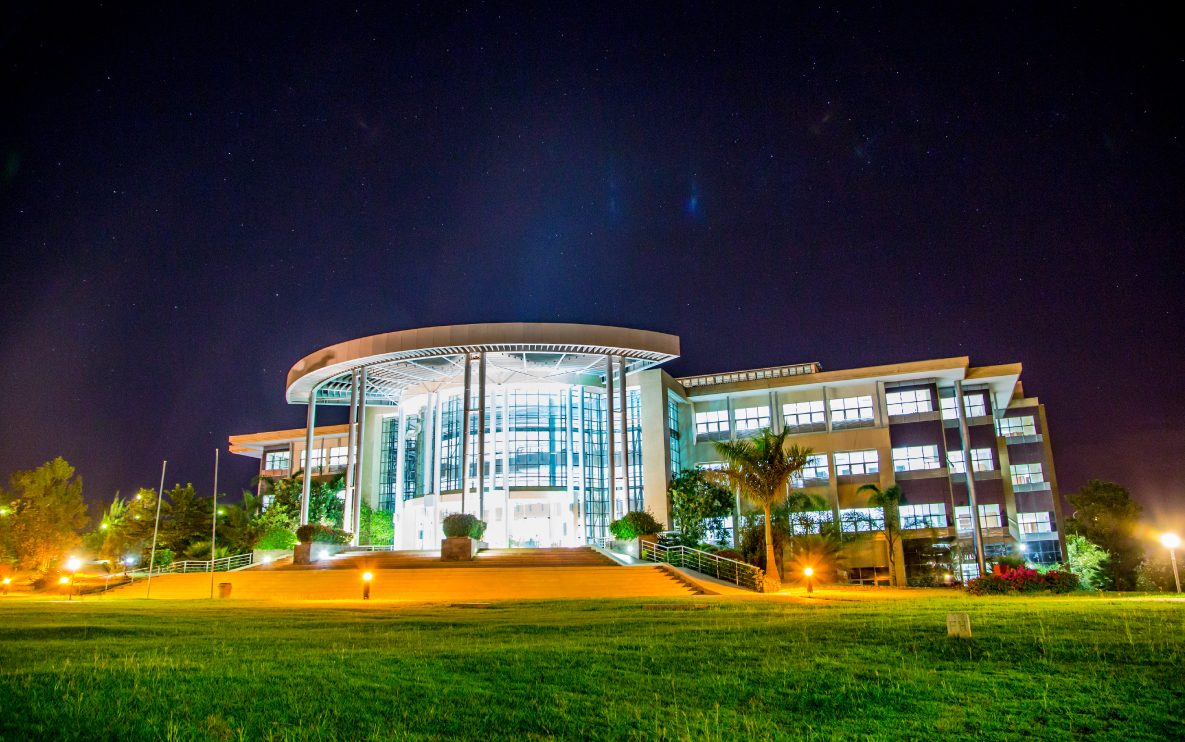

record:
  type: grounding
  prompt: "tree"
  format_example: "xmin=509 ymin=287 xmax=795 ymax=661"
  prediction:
xmin=668 ymin=469 xmax=734 ymax=543
xmin=1062 ymin=533 xmax=1109 ymax=590
xmin=0 ymin=458 xmax=89 ymax=574
xmin=708 ymin=429 xmax=813 ymax=587
xmin=159 ymin=483 xmax=212 ymax=556
xmin=358 ymin=502 xmax=394 ymax=546
xmin=1066 ymin=480 xmax=1143 ymax=590
xmin=856 ymin=483 xmax=905 ymax=586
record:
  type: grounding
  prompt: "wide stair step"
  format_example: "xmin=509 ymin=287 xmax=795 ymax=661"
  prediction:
xmin=104 ymin=565 xmax=698 ymax=601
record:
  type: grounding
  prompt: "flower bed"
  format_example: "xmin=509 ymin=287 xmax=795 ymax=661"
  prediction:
xmin=966 ymin=567 xmax=1079 ymax=595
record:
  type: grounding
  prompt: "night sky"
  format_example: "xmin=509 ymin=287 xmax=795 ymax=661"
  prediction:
xmin=2 ymin=4 xmax=1182 ymax=525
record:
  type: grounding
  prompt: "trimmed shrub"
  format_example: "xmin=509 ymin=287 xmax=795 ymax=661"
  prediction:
xmin=609 ymin=510 xmax=664 ymax=540
xmin=1008 ymin=567 xmax=1047 ymax=593
xmin=442 ymin=513 xmax=486 ymax=539
xmin=1043 ymin=569 xmax=1080 ymax=593
xmin=295 ymin=524 xmax=351 ymax=544
xmin=255 ymin=525 xmax=298 ymax=551
xmin=712 ymin=549 xmax=745 ymax=562
xmin=993 ymin=555 xmax=1026 ymax=572
xmin=966 ymin=574 xmax=1010 ymax=595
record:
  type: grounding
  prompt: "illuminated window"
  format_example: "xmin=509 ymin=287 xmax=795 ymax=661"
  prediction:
xmin=829 ymin=395 xmax=874 ymax=425
xmin=783 ymin=400 xmax=825 ymax=428
xmin=1017 ymin=511 xmax=1053 ymax=534
xmin=790 ymin=510 xmax=833 ymax=535
xmin=667 ymin=399 xmax=682 ymax=475
xmin=940 ymin=394 xmax=990 ymax=420
xmin=263 ymin=451 xmax=290 ymax=472
xmin=900 ymin=503 xmax=948 ymax=529
xmin=833 ymin=450 xmax=879 ymax=476
xmin=695 ymin=410 xmax=730 ymax=436
xmin=1010 ymin=463 xmax=1044 ymax=485
xmin=305 ymin=449 xmax=324 ymax=470
xmin=892 ymin=445 xmax=941 ymax=472
xmin=887 ymin=389 xmax=933 ymax=416
xmin=697 ymin=462 xmax=727 ymax=471
xmin=791 ymin=454 xmax=829 ymax=486
xmin=997 ymin=416 xmax=1037 ymax=437
xmin=956 ymin=504 xmax=1003 ymax=531
xmin=734 ymin=406 xmax=771 ymax=432
xmin=841 ymin=508 xmax=884 ymax=532
xmin=947 ymin=448 xmax=994 ymax=473
xmin=326 ymin=446 xmax=348 ymax=469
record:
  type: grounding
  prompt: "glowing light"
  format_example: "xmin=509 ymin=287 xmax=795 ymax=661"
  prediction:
xmin=362 ymin=572 xmax=373 ymax=582
xmin=124 ymin=557 xmax=135 ymax=566
xmin=65 ymin=557 xmax=82 ymax=572
xmin=1162 ymin=533 xmax=1181 ymax=550
xmin=0 ymin=507 xmax=9 ymax=516
xmin=100 ymin=523 xmax=108 ymax=530
xmin=58 ymin=576 xmax=70 ymax=585
xmin=261 ymin=556 xmax=272 ymax=565
xmin=2 ymin=577 xmax=11 ymax=585
xmin=318 ymin=550 xmax=329 ymax=560
xmin=217 ymin=509 xmax=225 ymax=515
xmin=803 ymin=567 xmax=814 ymax=577
xmin=1017 ymin=543 xmax=1027 ymax=552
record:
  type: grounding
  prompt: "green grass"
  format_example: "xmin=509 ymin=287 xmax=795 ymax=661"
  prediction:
xmin=1 ymin=593 xmax=1182 ymax=740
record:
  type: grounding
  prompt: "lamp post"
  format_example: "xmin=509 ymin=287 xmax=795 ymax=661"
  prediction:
xmin=803 ymin=566 xmax=815 ymax=594
xmin=2 ymin=576 xmax=11 ymax=596
xmin=362 ymin=571 xmax=373 ymax=600
xmin=1161 ymin=533 xmax=1181 ymax=594
xmin=66 ymin=557 xmax=82 ymax=600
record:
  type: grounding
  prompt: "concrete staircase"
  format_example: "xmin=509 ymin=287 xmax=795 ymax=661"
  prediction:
xmin=305 ymin=547 xmax=619 ymax=570
xmin=103 ymin=547 xmax=700 ymax=601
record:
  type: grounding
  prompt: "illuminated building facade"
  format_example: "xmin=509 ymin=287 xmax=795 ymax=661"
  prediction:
xmin=230 ymin=322 xmax=1064 ymax=581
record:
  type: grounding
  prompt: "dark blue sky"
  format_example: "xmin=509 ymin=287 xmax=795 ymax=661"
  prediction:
xmin=1 ymin=4 xmax=1182 ymax=524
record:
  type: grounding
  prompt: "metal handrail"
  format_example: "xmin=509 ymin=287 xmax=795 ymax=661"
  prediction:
xmin=128 ymin=552 xmax=253 ymax=577
xmin=342 ymin=544 xmax=397 ymax=552
xmin=639 ymin=542 xmax=765 ymax=591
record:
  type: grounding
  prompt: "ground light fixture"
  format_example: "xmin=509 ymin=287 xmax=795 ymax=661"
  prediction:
xmin=65 ymin=557 xmax=82 ymax=600
xmin=1 ymin=576 xmax=10 ymax=596
xmin=803 ymin=566 xmax=815 ymax=594
xmin=1161 ymin=533 xmax=1181 ymax=593
xmin=362 ymin=572 xmax=373 ymax=600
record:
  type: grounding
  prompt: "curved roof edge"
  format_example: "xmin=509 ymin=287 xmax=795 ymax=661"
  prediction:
xmin=285 ymin=322 xmax=681 ymax=403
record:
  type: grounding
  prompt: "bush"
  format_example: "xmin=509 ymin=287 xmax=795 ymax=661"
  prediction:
xmin=966 ymin=574 xmax=1010 ymax=595
xmin=712 ymin=549 xmax=745 ymax=562
xmin=255 ymin=525 xmax=298 ymax=550
xmin=1043 ymin=569 xmax=1080 ymax=594
xmin=442 ymin=513 xmax=485 ymax=539
xmin=966 ymin=567 xmax=1081 ymax=595
xmin=994 ymin=555 xmax=1027 ymax=571
xmin=152 ymin=548 xmax=174 ymax=568
xmin=609 ymin=510 xmax=663 ymax=540
xmin=295 ymin=524 xmax=351 ymax=544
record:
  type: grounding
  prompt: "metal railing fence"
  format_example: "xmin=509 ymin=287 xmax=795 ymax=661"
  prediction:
xmin=639 ymin=541 xmax=765 ymax=591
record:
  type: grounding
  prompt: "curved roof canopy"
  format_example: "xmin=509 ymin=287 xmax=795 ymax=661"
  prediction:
xmin=286 ymin=322 xmax=680 ymax=406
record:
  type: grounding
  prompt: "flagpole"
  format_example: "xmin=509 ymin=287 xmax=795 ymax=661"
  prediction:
xmin=210 ymin=448 xmax=220 ymax=599
xmin=145 ymin=460 xmax=167 ymax=599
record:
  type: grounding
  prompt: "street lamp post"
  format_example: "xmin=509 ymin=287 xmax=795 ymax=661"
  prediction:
xmin=804 ymin=566 xmax=815 ymax=594
xmin=1161 ymin=533 xmax=1181 ymax=594
xmin=362 ymin=572 xmax=373 ymax=600
xmin=66 ymin=557 xmax=82 ymax=601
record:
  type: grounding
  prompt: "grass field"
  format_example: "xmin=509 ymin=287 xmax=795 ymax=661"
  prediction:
xmin=1 ymin=592 xmax=1182 ymax=740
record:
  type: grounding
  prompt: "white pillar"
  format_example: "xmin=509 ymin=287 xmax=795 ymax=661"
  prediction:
xmin=619 ymin=356 xmax=631 ymax=513
xmin=343 ymin=370 xmax=359 ymax=532
xmin=300 ymin=389 xmax=317 ymax=526
xmin=956 ymin=380 xmax=988 ymax=576
xmin=605 ymin=355 xmax=616 ymax=523
xmin=352 ymin=367 xmax=368 ymax=543
xmin=477 ymin=353 xmax=487 ymax=521
xmin=394 ymin=404 xmax=407 ymax=548
xmin=460 ymin=354 xmax=473 ymax=513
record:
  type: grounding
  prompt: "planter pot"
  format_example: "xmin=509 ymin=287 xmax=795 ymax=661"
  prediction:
xmin=441 ymin=536 xmax=476 ymax=561
xmin=293 ymin=543 xmax=313 ymax=565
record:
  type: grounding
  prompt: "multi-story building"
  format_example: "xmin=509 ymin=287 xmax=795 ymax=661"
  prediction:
xmin=230 ymin=322 xmax=1063 ymax=582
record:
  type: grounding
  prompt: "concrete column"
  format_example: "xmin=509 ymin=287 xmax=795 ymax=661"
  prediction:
xmin=769 ymin=390 xmax=782 ymax=434
xmin=300 ymin=388 xmax=317 ymax=526
xmin=823 ymin=386 xmax=833 ymax=433
xmin=619 ymin=356 xmax=631 ymax=512
xmin=605 ymin=355 xmax=616 ymax=521
xmin=394 ymin=404 xmax=407 ymax=547
xmin=343 ymin=370 xmax=358 ymax=531
xmin=352 ymin=367 xmax=368 ymax=543
xmin=477 ymin=353 xmax=487 ymax=521
xmin=502 ymin=387 xmax=512 ymax=546
xmin=956 ymin=380 xmax=987 ymax=576
xmin=461 ymin=355 xmax=473 ymax=513
xmin=638 ymin=370 xmax=673 ymax=528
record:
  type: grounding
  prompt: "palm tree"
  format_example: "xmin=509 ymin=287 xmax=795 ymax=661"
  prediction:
xmin=856 ymin=483 xmax=905 ymax=586
xmin=709 ymin=429 xmax=814 ymax=587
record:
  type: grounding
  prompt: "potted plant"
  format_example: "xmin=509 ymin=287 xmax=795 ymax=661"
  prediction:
xmin=293 ymin=524 xmax=352 ymax=564
xmin=441 ymin=513 xmax=487 ymax=561
xmin=608 ymin=510 xmax=664 ymax=558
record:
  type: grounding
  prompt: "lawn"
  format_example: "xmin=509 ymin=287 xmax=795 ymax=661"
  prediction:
xmin=0 ymin=592 xmax=1181 ymax=740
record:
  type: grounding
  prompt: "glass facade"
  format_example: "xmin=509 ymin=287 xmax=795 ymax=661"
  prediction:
xmin=667 ymin=397 xmax=682 ymax=475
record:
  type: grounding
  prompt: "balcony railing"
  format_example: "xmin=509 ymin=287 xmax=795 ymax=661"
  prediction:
xmin=678 ymin=362 xmax=819 ymax=389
